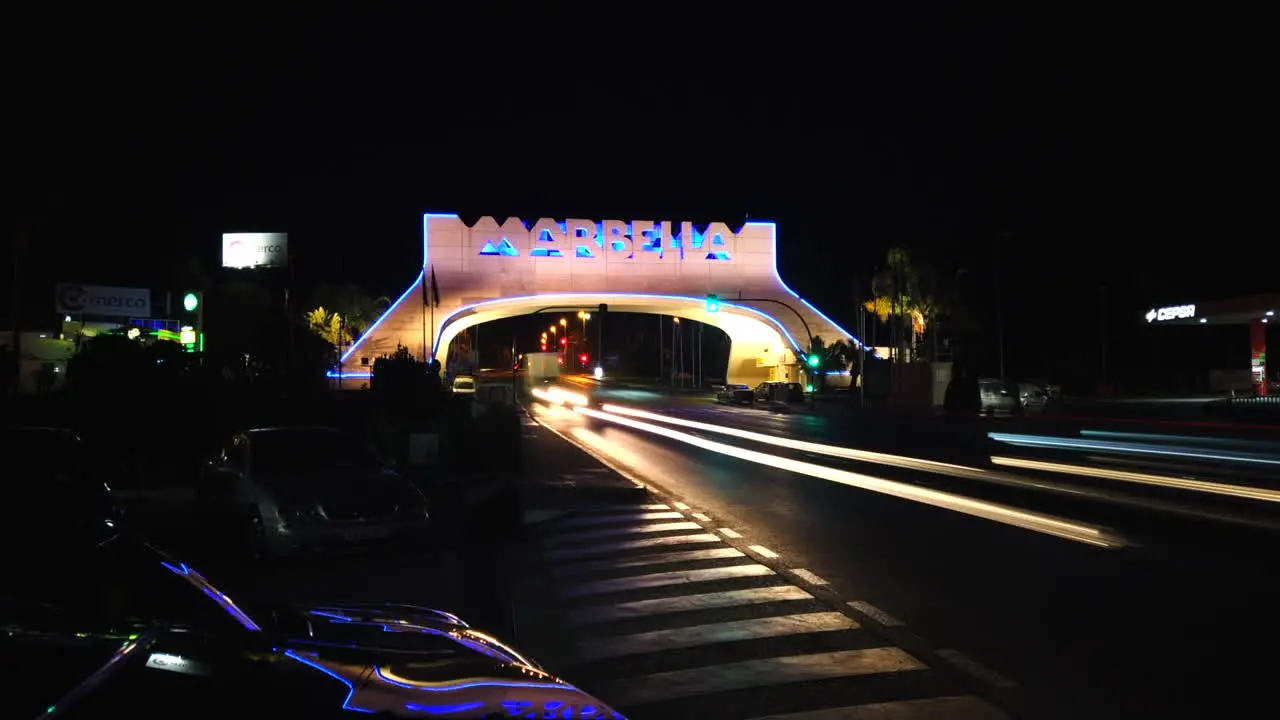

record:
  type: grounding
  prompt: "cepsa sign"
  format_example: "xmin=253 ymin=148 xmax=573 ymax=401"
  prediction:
xmin=1145 ymin=304 xmax=1197 ymax=322
xmin=222 ymin=233 xmax=288 ymax=269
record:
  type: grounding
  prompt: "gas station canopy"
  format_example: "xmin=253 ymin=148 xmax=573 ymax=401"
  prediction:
xmin=1144 ymin=292 xmax=1278 ymax=326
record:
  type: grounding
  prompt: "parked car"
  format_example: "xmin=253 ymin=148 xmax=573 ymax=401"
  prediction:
xmin=452 ymin=375 xmax=477 ymax=395
xmin=199 ymin=427 xmax=431 ymax=559
xmin=978 ymin=378 xmax=1023 ymax=416
xmin=753 ymin=381 xmax=806 ymax=405
xmin=4 ymin=534 xmax=623 ymax=719
xmin=714 ymin=383 xmax=754 ymax=405
xmin=1017 ymin=381 xmax=1052 ymax=415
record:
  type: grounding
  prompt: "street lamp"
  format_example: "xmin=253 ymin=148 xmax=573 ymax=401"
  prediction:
xmin=577 ymin=311 xmax=591 ymax=370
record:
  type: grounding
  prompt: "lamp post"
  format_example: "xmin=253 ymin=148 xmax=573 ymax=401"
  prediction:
xmin=577 ymin=311 xmax=591 ymax=370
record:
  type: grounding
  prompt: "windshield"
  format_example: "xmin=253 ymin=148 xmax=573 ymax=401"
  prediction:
xmin=249 ymin=429 xmax=382 ymax=474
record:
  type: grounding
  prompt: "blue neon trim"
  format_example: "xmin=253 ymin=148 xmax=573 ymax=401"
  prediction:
xmin=340 ymin=270 xmax=424 ymax=363
xmin=285 ymin=650 xmax=375 ymax=712
xmin=160 ymin=561 xmax=262 ymax=632
xmin=431 ymin=293 xmax=805 ymax=356
xmin=326 ymin=371 xmax=373 ymax=379
xmin=748 ymin=220 xmax=865 ymax=347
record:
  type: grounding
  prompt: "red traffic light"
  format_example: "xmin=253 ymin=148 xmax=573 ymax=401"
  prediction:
xmin=579 ymin=353 xmax=588 ymax=363
xmin=540 ymin=343 xmax=547 ymax=351
xmin=560 ymin=336 xmax=567 ymax=345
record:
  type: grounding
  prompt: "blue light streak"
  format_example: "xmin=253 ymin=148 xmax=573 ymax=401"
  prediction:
xmin=160 ymin=561 xmax=262 ymax=631
xmin=988 ymin=432 xmax=1280 ymax=467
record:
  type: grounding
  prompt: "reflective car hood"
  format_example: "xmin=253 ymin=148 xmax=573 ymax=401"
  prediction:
xmin=281 ymin=602 xmax=625 ymax=718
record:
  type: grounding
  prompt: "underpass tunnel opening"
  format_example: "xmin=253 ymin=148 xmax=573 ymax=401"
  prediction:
xmin=431 ymin=295 xmax=803 ymax=386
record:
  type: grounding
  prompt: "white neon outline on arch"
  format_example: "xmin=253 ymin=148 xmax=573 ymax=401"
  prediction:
xmin=430 ymin=292 xmax=805 ymax=359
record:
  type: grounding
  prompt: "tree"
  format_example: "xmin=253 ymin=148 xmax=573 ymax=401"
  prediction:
xmin=305 ymin=306 xmax=344 ymax=347
xmin=863 ymin=248 xmax=954 ymax=362
xmin=314 ymin=283 xmax=390 ymax=340
xmin=807 ymin=335 xmax=853 ymax=393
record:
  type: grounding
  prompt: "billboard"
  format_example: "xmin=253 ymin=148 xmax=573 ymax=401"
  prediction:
xmin=55 ymin=283 xmax=151 ymax=318
xmin=222 ymin=232 xmax=288 ymax=269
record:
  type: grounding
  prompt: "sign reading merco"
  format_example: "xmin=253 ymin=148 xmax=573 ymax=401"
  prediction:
xmin=55 ymin=283 xmax=151 ymax=318
xmin=469 ymin=218 xmax=736 ymax=262
xmin=1145 ymin=304 xmax=1196 ymax=322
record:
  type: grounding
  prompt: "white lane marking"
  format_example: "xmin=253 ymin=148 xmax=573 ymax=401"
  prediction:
xmin=602 ymin=647 xmax=927 ymax=706
xmin=543 ymin=521 xmax=702 ymax=546
xmin=557 ymin=511 xmax=685 ymax=527
xmin=719 ymin=528 xmax=743 ymax=538
xmin=745 ymin=695 xmax=1013 ymax=719
xmin=937 ymin=649 xmax=1017 ymax=688
xmin=791 ymin=568 xmax=829 ymax=586
xmin=579 ymin=611 xmax=857 ymax=660
xmin=847 ymin=600 xmax=904 ymax=627
xmin=552 ymin=547 xmax=745 ymax=576
xmin=691 ymin=512 xmax=711 ymax=521
xmin=562 ymin=563 xmax=774 ymax=598
xmin=748 ymin=545 xmax=779 ymax=559
xmin=545 ymin=533 xmax=720 ymax=560
xmin=570 ymin=585 xmax=814 ymax=625
xmin=674 ymin=501 xmax=691 ymax=510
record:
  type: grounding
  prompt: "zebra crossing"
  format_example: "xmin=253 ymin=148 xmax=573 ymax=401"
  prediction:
xmin=534 ymin=503 xmax=1013 ymax=719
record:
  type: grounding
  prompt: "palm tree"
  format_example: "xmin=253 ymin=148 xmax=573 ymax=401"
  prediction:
xmin=315 ymin=283 xmax=390 ymax=341
xmin=807 ymin=335 xmax=853 ymax=392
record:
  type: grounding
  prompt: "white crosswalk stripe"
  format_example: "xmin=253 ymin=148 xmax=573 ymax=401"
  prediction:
xmin=542 ymin=521 xmax=703 ymax=545
xmin=551 ymin=547 xmax=745 ymax=577
xmin=536 ymin=505 xmax=1011 ymax=719
xmin=578 ymin=611 xmax=857 ymax=660
xmin=556 ymin=510 xmax=685 ymax=527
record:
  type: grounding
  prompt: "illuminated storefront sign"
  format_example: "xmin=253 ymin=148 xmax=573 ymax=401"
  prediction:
xmin=1145 ymin=304 xmax=1196 ymax=322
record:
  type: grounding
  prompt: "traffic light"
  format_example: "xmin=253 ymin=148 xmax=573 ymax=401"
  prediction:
xmin=579 ymin=353 xmax=588 ymax=364
xmin=560 ymin=336 xmax=567 ymax=345
xmin=179 ymin=290 xmax=204 ymax=352
xmin=705 ymin=293 xmax=720 ymax=313
xmin=807 ymin=354 xmax=821 ymax=368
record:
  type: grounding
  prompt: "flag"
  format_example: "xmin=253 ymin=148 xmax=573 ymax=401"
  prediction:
xmin=429 ymin=265 xmax=441 ymax=307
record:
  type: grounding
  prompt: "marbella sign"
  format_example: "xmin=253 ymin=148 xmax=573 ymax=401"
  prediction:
xmin=1145 ymin=304 xmax=1196 ymax=322
xmin=465 ymin=218 xmax=737 ymax=262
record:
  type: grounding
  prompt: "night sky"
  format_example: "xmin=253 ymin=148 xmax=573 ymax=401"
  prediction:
xmin=5 ymin=10 xmax=1271 ymax=385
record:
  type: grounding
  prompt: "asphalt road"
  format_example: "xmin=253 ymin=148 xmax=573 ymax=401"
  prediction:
xmin=530 ymin=393 xmax=1280 ymax=719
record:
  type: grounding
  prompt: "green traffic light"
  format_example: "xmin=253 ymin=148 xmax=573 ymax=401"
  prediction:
xmin=183 ymin=293 xmax=199 ymax=312
xmin=705 ymin=293 xmax=720 ymax=313
xmin=807 ymin=354 xmax=820 ymax=368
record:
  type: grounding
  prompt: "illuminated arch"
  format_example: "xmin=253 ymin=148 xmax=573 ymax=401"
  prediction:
xmin=434 ymin=293 xmax=801 ymax=386
xmin=330 ymin=213 xmax=861 ymax=385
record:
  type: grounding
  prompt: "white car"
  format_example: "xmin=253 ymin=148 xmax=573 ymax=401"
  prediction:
xmin=452 ymin=375 xmax=476 ymax=395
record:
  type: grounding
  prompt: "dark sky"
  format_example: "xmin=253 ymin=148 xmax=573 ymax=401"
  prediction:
xmin=5 ymin=9 xmax=1272 ymax=381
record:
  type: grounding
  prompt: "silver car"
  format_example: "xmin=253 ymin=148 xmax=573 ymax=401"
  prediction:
xmin=199 ymin=427 xmax=430 ymax=559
